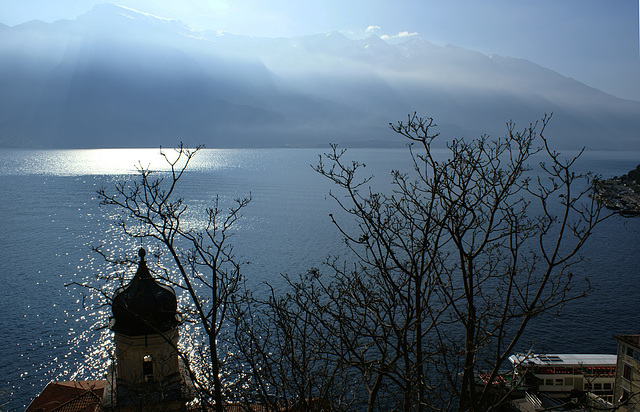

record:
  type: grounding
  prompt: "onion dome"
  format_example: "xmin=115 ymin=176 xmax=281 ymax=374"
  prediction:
xmin=111 ymin=248 xmax=179 ymax=336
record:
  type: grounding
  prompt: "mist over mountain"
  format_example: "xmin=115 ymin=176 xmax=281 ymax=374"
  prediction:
xmin=1 ymin=3 xmax=638 ymax=149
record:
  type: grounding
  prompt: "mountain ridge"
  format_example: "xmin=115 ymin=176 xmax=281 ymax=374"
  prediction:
xmin=0 ymin=2 xmax=638 ymax=149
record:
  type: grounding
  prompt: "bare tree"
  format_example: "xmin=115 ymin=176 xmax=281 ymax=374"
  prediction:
xmin=83 ymin=113 xmax=606 ymax=411
xmin=230 ymin=270 xmax=353 ymax=411
xmin=311 ymin=113 xmax=608 ymax=411
xmin=94 ymin=144 xmax=250 ymax=412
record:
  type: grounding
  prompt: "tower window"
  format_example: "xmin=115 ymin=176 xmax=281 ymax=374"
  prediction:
xmin=143 ymin=354 xmax=153 ymax=382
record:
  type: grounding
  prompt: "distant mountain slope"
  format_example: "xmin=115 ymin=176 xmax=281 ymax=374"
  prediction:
xmin=0 ymin=2 xmax=638 ymax=149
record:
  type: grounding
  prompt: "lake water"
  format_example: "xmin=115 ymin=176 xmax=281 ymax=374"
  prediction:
xmin=1 ymin=147 xmax=640 ymax=410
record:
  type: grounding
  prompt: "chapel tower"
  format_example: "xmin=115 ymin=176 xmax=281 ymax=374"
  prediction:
xmin=106 ymin=248 xmax=186 ymax=411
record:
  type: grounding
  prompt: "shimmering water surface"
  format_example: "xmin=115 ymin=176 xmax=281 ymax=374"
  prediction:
xmin=1 ymin=148 xmax=640 ymax=411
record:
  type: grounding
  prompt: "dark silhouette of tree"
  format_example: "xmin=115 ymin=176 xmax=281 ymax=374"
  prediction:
xmin=84 ymin=113 xmax=607 ymax=411
xmin=305 ymin=113 xmax=608 ymax=411
xmin=94 ymin=144 xmax=250 ymax=412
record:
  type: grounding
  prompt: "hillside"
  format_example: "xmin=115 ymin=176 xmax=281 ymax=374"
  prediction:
xmin=596 ymin=164 xmax=640 ymax=215
xmin=1 ymin=3 xmax=639 ymax=149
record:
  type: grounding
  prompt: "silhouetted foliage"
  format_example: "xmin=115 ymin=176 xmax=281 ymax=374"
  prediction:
xmin=86 ymin=114 xmax=607 ymax=411
xmin=93 ymin=144 xmax=250 ymax=412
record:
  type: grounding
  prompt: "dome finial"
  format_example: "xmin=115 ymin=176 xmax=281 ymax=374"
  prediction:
xmin=138 ymin=247 xmax=146 ymax=261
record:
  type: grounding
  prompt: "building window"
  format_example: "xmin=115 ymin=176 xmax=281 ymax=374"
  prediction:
xmin=555 ymin=378 xmax=563 ymax=386
xmin=619 ymin=389 xmax=629 ymax=404
xmin=627 ymin=346 xmax=634 ymax=357
xmin=594 ymin=383 xmax=602 ymax=390
xmin=143 ymin=354 xmax=153 ymax=382
xmin=545 ymin=379 xmax=554 ymax=386
xmin=604 ymin=383 xmax=612 ymax=390
xmin=623 ymin=364 xmax=632 ymax=381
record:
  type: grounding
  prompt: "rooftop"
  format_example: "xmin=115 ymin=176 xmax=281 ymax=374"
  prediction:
xmin=614 ymin=334 xmax=640 ymax=348
xmin=509 ymin=353 xmax=617 ymax=367
xmin=26 ymin=380 xmax=106 ymax=412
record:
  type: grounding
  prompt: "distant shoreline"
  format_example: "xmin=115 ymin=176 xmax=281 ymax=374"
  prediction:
xmin=595 ymin=165 xmax=640 ymax=216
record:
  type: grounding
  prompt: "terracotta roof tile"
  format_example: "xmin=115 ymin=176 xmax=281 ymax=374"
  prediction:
xmin=26 ymin=380 xmax=105 ymax=412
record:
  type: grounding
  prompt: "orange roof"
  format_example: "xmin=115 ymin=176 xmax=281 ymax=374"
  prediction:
xmin=26 ymin=380 xmax=106 ymax=412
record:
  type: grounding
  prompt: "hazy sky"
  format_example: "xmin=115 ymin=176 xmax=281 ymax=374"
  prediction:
xmin=1 ymin=0 xmax=639 ymax=101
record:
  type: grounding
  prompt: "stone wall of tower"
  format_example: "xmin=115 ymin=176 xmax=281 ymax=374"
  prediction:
xmin=115 ymin=330 xmax=180 ymax=386
xmin=113 ymin=329 xmax=184 ymax=411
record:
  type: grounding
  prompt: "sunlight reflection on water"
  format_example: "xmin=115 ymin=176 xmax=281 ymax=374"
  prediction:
xmin=3 ymin=147 xmax=640 ymax=410
xmin=0 ymin=148 xmax=259 ymax=176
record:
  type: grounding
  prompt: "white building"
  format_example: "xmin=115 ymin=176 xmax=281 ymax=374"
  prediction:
xmin=509 ymin=353 xmax=617 ymax=403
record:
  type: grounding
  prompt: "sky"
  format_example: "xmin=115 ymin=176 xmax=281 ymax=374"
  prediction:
xmin=1 ymin=0 xmax=639 ymax=101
